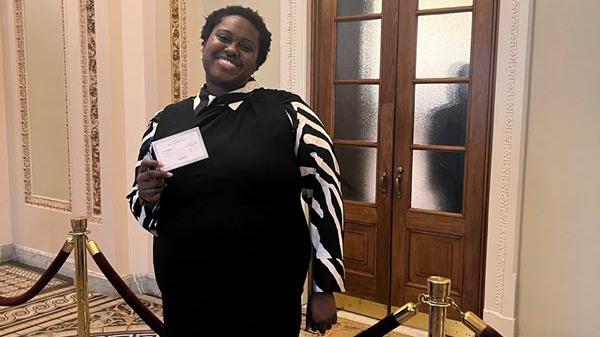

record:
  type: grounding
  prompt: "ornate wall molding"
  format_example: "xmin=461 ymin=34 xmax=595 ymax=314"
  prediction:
xmin=170 ymin=0 xmax=188 ymax=102
xmin=484 ymin=0 xmax=533 ymax=335
xmin=79 ymin=0 xmax=101 ymax=221
xmin=283 ymin=0 xmax=297 ymax=92
xmin=14 ymin=0 xmax=72 ymax=211
xmin=280 ymin=0 xmax=308 ymax=100
xmin=493 ymin=0 xmax=521 ymax=313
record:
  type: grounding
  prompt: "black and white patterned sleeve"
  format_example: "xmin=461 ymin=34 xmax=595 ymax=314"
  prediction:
xmin=285 ymin=100 xmax=345 ymax=293
xmin=126 ymin=112 xmax=162 ymax=236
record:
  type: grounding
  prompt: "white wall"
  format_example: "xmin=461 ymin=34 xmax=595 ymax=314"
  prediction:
xmin=516 ymin=1 xmax=600 ymax=336
xmin=0 ymin=4 xmax=14 ymax=248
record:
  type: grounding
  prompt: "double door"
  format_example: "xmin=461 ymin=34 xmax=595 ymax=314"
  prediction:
xmin=313 ymin=0 xmax=497 ymax=315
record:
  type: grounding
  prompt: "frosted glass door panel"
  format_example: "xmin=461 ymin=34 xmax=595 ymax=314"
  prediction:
xmin=335 ymin=84 xmax=379 ymax=141
xmin=411 ymin=150 xmax=464 ymax=213
xmin=415 ymin=13 xmax=472 ymax=78
xmin=337 ymin=0 xmax=382 ymax=16
xmin=335 ymin=145 xmax=377 ymax=203
xmin=414 ymin=84 xmax=468 ymax=146
xmin=419 ymin=0 xmax=472 ymax=10
xmin=336 ymin=20 xmax=381 ymax=79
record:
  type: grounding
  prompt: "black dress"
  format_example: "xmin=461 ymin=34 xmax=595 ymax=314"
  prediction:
xmin=128 ymin=85 xmax=345 ymax=336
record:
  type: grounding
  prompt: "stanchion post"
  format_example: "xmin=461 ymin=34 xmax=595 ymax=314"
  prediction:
xmin=71 ymin=217 xmax=91 ymax=337
xmin=427 ymin=276 xmax=450 ymax=337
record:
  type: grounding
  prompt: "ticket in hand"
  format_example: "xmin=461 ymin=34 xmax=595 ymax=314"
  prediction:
xmin=151 ymin=127 xmax=209 ymax=171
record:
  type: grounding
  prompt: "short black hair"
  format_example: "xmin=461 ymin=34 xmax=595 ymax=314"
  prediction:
xmin=200 ymin=6 xmax=271 ymax=68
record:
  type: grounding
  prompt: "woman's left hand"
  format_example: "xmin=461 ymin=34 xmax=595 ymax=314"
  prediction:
xmin=307 ymin=292 xmax=338 ymax=334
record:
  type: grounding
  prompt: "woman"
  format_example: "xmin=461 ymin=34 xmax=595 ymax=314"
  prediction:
xmin=127 ymin=6 xmax=344 ymax=336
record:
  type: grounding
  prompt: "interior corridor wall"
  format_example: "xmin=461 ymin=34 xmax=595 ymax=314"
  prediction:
xmin=0 ymin=13 xmax=13 ymax=249
xmin=516 ymin=1 xmax=600 ymax=336
xmin=0 ymin=0 xmax=158 ymax=278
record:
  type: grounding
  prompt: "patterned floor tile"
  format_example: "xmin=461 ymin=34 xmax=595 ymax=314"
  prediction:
xmin=0 ymin=262 xmax=410 ymax=337
xmin=0 ymin=262 xmax=70 ymax=298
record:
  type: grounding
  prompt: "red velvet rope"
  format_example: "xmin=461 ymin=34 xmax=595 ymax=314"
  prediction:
xmin=0 ymin=249 xmax=70 ymax=306
xmin=90 ymin=251 xmax=164 ymax=336
xmin=480 ymin=325 xmax=503 ymax=337
xmin=354 ymin=314 xmax=400 ymax=337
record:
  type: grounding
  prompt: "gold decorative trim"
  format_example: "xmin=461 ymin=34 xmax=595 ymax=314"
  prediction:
xmin=79 ymin=0 xmax=101 ymax=221
xmin=170 ymin=0 xmax=187 ymax=102
xmin=15 ymin=0 xmax=72 ymax=212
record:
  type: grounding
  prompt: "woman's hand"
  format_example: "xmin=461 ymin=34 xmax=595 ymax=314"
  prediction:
xmin=307 ymin=292 xmax=338 ymax=334
xmin=136 ymin=160 xmax=172 ymax=207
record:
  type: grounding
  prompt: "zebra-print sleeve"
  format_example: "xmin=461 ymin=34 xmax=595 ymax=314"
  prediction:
xmin=126 ymin=112 xmax=162 ymax=236
xmin=285 ymin=100 xmax=346 ymax=293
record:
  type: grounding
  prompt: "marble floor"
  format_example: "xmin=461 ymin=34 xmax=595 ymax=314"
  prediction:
xmin=0 ymin=262 xmax=415 ymax=337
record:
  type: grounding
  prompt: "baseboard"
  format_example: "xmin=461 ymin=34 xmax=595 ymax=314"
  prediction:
xmin=4 ymin=243 xmax=161 ymax=298
xmin=483 ymin=309 xmax=516 ymax=337
xmin=0 ymin=244 xmax=16 ymax=262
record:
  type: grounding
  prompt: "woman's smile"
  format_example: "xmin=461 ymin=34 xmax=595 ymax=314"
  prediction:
xmin=216 ymin=56 xmax=240 ymax=71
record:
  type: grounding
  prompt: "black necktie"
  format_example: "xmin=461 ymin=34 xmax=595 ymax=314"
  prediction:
xmin=194 ymin=89 xmax=210 ymax=116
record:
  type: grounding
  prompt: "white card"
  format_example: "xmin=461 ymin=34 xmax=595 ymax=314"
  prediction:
xmin=151 ymin=127 xmax=209 ymax=171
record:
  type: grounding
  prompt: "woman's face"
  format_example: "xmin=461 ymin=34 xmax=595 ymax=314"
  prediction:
xmin=202 ymin=15 xmax=260 ymax=94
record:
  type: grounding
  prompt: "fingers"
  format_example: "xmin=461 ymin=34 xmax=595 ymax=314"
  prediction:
xmin=308 ymin=292 xmax=337 ymax=334
xmin=136 ymin=160 xmax=172 ymax=205
xmin=310 ymin=322 xmax=331 ymax=334
xmin=140 ymin=159 xmax=160 ymax=171
xmin=141 ymin=187 xmax=164 ymax=195
xmin=137 ymin=160 xmax=172 ymax=185
xmin=308 ymin=317 xmax=334 ymax=334
xmin=139 ymin=169 xmax=172 ymax=180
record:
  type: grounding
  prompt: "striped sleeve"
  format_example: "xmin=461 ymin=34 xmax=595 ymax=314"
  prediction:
xmin=285 ymin=100 xmax=345 ymax=293
xmin=126 ymin=112 xmax=162 ymax=236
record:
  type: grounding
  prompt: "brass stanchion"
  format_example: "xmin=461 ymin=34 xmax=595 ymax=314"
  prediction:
xmin=425 ymin=276 xmax=450 ymax=337
xmin=354 ymin=274 xmax=504 ymax=337
xmin=71 ymin=217 xmax=91 ymax=337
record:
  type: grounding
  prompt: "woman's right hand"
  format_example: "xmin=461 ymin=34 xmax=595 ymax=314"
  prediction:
xmin=136 ymin=160 xmax=172 ymax=206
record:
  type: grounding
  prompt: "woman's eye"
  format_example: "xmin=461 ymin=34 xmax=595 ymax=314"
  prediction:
xmin=217 ymin=35 xmax=229 ymax=42
xmin=240 ymin=44 xmax=253 ymax=52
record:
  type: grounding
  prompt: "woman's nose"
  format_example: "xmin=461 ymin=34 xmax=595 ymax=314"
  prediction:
xmin=223 ymin=43 xmax=239 ymax=56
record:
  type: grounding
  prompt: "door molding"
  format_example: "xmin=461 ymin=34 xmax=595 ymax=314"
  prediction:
xmin=484 ymin=0 xmax=534 ymax=336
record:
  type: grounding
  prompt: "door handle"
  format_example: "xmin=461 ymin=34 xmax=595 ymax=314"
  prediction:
xmin=379 ymin=171 xmax=388 ymax=195
xmin=395 ymin=166 xmax=404 ymax=199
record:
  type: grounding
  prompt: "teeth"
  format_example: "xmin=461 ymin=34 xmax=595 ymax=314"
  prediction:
xmin=219 ymin=58 xmax=237 ymax=68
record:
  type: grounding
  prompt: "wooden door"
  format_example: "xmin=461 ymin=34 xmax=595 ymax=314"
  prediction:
xmin=313 ymin=0 xmax=497 ymax=316
xmin=391 ymin=0 xmax=496 ymax=314
xmin=313 ymin=0 xmax=398 ymax=308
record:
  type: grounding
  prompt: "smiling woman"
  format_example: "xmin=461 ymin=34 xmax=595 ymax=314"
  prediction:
xmin=126 ymin=5 xmax=346 ymax=337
